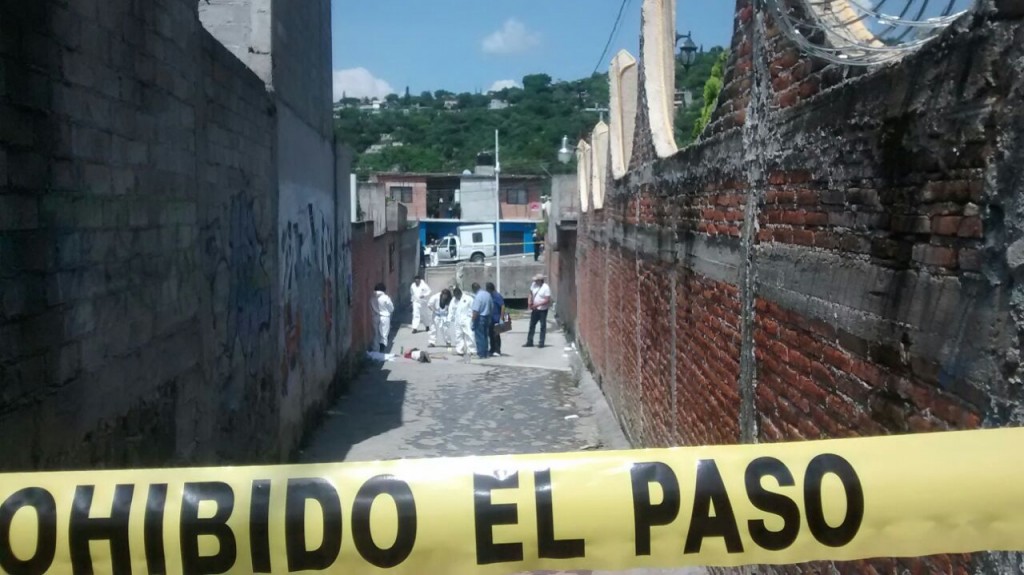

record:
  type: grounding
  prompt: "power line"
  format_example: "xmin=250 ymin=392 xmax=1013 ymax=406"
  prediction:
xmin=592 ymin=0 xmax=634 ymax=75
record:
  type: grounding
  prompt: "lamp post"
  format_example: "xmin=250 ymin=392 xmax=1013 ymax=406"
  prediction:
xmin=557 ymin=135 xmax=574 ymax=165
xmin=676 ymin=31 xmax=698 ymax=72
xmin=494 ymin=129 xmax=501 ymax=293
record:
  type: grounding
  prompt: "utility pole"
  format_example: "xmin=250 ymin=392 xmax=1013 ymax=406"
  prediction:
xmin=494 ymin=129 xmax=501 ymax=293
xmin=583 ymin=106 xmax=609 ymax=123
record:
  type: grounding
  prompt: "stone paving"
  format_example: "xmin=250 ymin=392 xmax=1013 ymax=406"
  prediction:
xmin=299 ymin=313 xmax=705 ymax=575
xmin=299 ymin=317 xmax=611 ymax=463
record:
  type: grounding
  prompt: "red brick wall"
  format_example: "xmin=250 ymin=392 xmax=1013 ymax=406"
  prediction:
xmin=675 ymin=272 xmax=743 ymax=445
xmin=572 ymin=1 xmax=1023 ymax=572
xmin=637 ymin=258 xmax=672 ymax=445
xmin=349 ymin=223 xmax=401 ymax=353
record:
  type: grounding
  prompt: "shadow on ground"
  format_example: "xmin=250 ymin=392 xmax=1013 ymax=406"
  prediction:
xmin=298 ymin=366 xmax=407 ymax=462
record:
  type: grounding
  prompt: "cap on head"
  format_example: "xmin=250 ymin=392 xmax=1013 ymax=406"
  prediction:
xmin=532 ymin=274 xmax=545 ymax=282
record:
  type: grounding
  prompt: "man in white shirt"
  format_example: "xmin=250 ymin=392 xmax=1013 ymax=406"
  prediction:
xmin=371 ymin=283 xmax=394 ymax=352
xmin=525 ymin=274 xmax=552 ymax=348
xmin=409 ymin=276 xmax=431 ymax=333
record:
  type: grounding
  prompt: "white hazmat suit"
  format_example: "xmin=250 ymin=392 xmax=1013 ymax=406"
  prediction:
xmin=450 ymin=292 xmax=476 ymax=356
xmin=371 ymin=290 xmax=394 ymax=351
xmin=427 ymin=292 xmax=452 ymax=347
xmin=410 ymin=280 xmax=432 ymax=332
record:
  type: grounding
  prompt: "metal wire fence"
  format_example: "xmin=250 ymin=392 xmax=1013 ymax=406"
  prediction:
xmin=768 ymin=0 xmax=976 ymax=66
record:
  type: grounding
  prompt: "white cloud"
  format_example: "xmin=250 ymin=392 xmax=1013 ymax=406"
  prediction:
xmin=481 ymin=19 xmax=541 ymax=55
xmin=489 ymin=79 xmax=521 ymax=92
xmin=332 ymin=68 xmax=394 ymax=101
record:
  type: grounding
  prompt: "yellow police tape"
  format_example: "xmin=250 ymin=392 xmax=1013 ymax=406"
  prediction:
xmin=1 ymin=428 xmax=1022 ymax=574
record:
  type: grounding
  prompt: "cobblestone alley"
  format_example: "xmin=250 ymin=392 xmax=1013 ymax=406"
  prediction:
xmin=299 ymin=314 xmax=703 ymax=575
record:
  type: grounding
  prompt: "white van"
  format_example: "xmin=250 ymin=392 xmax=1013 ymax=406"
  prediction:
xmin=436 ymin=224 xmax=496 ymax=263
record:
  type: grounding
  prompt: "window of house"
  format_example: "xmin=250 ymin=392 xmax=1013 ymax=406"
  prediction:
xmin=472 ymin=232 xmax=483 ymax=243
xmin=391 ymin=186 xmax=413 ymax=203
xmin=505 ymin=188 xmax=528 ymax=205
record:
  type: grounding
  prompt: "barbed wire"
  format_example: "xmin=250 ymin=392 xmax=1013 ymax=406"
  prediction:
xmin=768 ymin=0 xmax=976 ymax=66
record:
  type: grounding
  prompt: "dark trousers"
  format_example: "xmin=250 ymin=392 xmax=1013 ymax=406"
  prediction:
xmin=489 ymin=322 xmax=502 ymax=355
xmin=527 ymin=309 xmax=548 ymax=345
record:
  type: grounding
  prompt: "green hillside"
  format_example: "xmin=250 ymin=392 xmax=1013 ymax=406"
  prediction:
xmin=335 ymin=47 xmax=727 ymax=178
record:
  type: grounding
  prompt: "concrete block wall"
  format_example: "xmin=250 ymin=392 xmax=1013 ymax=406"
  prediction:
xmin=574 ymin=0 xmax=1024 ymax=572
xmin=270 ymin=0 xmax=333 ymax=139
xmin=201 ymin=0 xmax=341 ymax=454
xmin=1 ymin=0 xmax=235 ymax=468
xmin=0 ymin=0 xmax=354 ymax=470
xmin=198 ymin=0 xmax=332 ymax=138
xmin=202 ymin=0 xmax=347 ymax=458
xmin=195 ymin=32 xmax=280 ymax=463
xmin=197 ymin=0 xmax=273 ymax=83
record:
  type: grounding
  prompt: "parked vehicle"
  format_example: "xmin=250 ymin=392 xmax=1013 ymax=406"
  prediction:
xmin=436 ymin=224 xmax=496 ymax=263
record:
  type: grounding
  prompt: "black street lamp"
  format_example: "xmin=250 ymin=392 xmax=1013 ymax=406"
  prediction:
xmin=676 ymin=31 xmax=698 ymax=72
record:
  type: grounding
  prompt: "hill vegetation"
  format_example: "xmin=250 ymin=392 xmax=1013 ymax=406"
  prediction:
xmin=335 ymin=47 xmax=728 ymax=178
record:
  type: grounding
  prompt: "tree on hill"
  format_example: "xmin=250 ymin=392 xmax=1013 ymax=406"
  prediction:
xmin=335 ymin=48 xmax=728 ymax=178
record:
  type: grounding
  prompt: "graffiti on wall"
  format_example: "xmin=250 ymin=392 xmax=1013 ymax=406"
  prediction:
xmin=201 ymin=195 xmax=272 ymax=362
xmin=228 ymin=196 xmax=273 ymax=353
xmin=280 ymin=202 xmax=335 ymax=393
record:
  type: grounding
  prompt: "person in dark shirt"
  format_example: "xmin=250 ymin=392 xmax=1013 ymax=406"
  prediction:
xmin=486 ymin=282 xmax=505 ymax=356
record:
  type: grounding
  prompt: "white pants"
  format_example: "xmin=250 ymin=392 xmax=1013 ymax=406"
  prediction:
xmin=412 ymin=299 xmax=426 ymax=330
xmin=374 ymin=315 xmax=390 ymax=349
xmin=429 ymin=314 xmax=451 ymax=347
xmin=453 ymin=318 xmax=475 ymax=355
xmin=430 ymin=252 xmax=438 ymax=267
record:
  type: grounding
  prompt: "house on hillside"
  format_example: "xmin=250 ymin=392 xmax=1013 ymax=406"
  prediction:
xmin=364 ymin=133 xmax=405 ymax=154
xmin=488 ymin=99 xmax=510 ymax=110
xmin=359 ymin=98 xmax=385 ymax=113
xmin=674 ymin=89 xmax=694 ymax=108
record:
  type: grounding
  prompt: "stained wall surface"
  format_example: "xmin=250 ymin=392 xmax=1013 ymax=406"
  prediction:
xmin=574 ymin=1 xmax=1024 ymax=572
xmin=0 ymin=0 xmax=358 ymax=469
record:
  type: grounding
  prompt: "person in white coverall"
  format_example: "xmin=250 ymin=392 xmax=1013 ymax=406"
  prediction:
xmin=371 ymin=283 xmax=394 ymax=352
xmin=449 ymin=287 xmax=476 ymax=355
xmin=427 ymin=288 xmax=453 ymax=347
xmin=409 ymin=276 xmax=431 ymax=333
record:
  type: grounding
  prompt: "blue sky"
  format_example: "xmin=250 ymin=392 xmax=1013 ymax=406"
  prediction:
xmin=330 ymin=1 xmax=737 ymax=100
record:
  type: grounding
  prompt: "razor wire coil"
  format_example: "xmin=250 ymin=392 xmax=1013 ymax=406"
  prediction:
xmin=767 ymin=0 xmax=976 ymax=66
